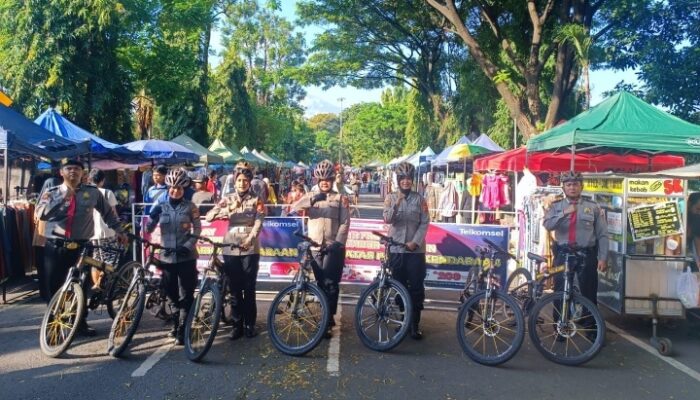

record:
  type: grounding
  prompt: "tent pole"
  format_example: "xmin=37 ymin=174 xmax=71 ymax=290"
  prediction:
xmin=3 ymin=148 xmax=8 ymax=204
xmin=570 ymin=146 xmax=575 ymax=171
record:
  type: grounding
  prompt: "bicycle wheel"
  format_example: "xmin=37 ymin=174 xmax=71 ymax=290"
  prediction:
xmin=39 ymin=282 xmax=85 ymax=358
xmin=456 ymin=290 xmax=525 ymax=366
xmin=267 ymin=283 xmax=329 ymax=356
xmin=528 ymin=292 xmax=606 ymax=366
xmin=108 ymin=278 xmax=146 ymax=357
xmin=506 ymin=268 xmax=533 ymax=313
xmin=106 ymin=261 xmax=139 ymax=319
xmin=184 ymin=283 xmax=222 ymax=362
xmin=355 ymin=279 xmax=412 ymax=352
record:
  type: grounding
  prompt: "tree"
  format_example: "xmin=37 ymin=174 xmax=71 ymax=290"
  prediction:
xmin=556 ymin=23 xmax=593 ymax=109
xmin=297 ymin=0 xmax=451 ymax=126
xmin=307 ymin=113 xmax=340 ymax=134
xmin=403 ymin=89 xmax=434 ymax=154
xmin=341 ymin=101 xmax=408 ymax=165
xmin=425 ymin=0 xmax=607 ymax=139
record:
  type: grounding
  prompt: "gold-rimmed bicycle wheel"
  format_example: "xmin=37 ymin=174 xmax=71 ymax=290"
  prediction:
xmin=108 ymin=278 xmax=146 ymax=357
xmin=40 ymin=282 xmax=85 ymax=358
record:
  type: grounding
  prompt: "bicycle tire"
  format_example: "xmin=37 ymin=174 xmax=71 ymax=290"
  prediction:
xmin=267 ymin=283 xmax=330 ymax=356
xmin=456 ymin=290 xmax=525 ymax=366
xmin=528 ymin=292 xmax=606 ymax=366
xmin=106 ymin=260 xmax=139 ymax=319
xmin=108 ymin=278 xmax=146 ymax=357
xmin=506 ymin=268 xmax=533 ymax=314
xmin=355 ymin=278 xmax=413 ymax=352
xmin=39 ymin=282 xmax=85 ymax=358
xmin=184 ymin=282 xmax=222 ymax=362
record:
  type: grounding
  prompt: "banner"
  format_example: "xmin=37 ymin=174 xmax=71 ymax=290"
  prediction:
xmin=583 ymin=178 xmax=624 ymax=194
xmin=344 ymin=219 xmax=510 ymax=290
xmin=627 ymin=178 xmax=683 ymax=196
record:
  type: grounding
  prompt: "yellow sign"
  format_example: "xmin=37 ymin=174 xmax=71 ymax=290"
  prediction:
xmin=583 ymin=178 xmax=624 ymax=194
xmin=627 ymin=178 xmax=683 ymax=195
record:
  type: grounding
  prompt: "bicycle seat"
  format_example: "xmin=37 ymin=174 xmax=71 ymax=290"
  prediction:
xmin=527 ymin=252 xmax=547 ymax=264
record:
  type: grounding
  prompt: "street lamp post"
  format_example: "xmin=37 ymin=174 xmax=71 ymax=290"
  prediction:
xmin=338 ymin=97 xmax=345 ymax=165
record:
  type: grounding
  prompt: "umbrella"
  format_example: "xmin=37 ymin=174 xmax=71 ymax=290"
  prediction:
xmin=447 ymin=143 xmax=492 ymax=161
xmin=123 ymin=139 xmax=199 ymax=163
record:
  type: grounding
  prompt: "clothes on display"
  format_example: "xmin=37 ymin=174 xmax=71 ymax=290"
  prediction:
xmin=438 ymin=181 xmax=459 ymax=219
xmin=0 ymin=202 xmax=36 ymax=279
xmin=518 ymin=187 xmax=564 ymax=271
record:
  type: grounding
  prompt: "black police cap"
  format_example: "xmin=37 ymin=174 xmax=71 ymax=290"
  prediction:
xmin=61 ymin=159 xmax=84 ymax=169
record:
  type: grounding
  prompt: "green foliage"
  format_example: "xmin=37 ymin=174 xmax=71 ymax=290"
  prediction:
xmin=487 ymin=100 xmax=523 ymax=150
xmin=307 ymin=113 xmax=339 ymax=134
xmin=341 ymin=101 xmax=407 ymax=165
xmin=403 ymin=89 xmax=433 ymax=154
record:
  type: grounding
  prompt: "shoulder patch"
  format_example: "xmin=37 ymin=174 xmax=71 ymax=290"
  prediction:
xmin=421 ymin=199 xmax=429 ymax=213
xmin=341 ymin=196 xmax=349 ymax=208
xmin=191 ymin=205 xmax=201 ymax=219
xmin=384 ymin=196 xmax=391 ymax=207
xmin=256 ymin=199 xmax=265 ymax=213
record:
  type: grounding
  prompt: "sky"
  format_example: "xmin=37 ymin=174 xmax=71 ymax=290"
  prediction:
xmin=213 ymin=0 xmax=640 ymax=117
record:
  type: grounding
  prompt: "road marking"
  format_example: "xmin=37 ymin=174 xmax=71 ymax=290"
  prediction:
xmin=606 ymin=322 xmax=700 ymax=383
xmin=131 ymin=339 xmax=174 ymax=377
xmin=327 ymin=299 xmax=342 ymax=377
xmin=0 ymin=318 xmax=111 ymax=334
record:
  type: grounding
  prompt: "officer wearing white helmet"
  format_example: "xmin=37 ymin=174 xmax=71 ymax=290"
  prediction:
xmin=292 ymin=159 xmax=350 ymax=339
xmin=147 ymin=167 xmax=202 ymax=345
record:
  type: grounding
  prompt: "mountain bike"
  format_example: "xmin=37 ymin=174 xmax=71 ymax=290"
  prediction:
xmin=183 ymin=234 xmax=239 ymax=362
xmin=39 ymin=235 xmax=133 ymax=358
xmin=267 ymin=230 xmax=330 ymax=356
xmin=527 ymin=244 xmax=606 ymax=366
xmin=107 ymin=233 xmax=175 ymax=357
xmin=354 ymin=231 xmax=412 ymax=352
xmin=456 ymin=238 xmax=525 ymax=366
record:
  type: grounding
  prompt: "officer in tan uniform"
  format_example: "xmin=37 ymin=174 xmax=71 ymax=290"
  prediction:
xmin=383 ymin=161 xmax=429 ymax=339
xmin=292 ymin=159 xmax=350 ymax=338
xmin=206 ymin=161 xmax=266 ymax=339
xmin=543 ymin=171 xmax=608 ymax=339
xmin=35 ymin=159 xmax=126 ymax=336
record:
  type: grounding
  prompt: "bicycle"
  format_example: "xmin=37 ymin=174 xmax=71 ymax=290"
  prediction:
xmin=506 ymin=252 xmax=565 ymax=314
xmin=354 ymin=231 xmax=413 ymax=352
xmin=455 ymin=238 xmax=525 ymax=366
xmin=267 ymin=229 xmax=330 ymax=356
xmin=39 ymin=234 xmax=134 ymax=358
xmin=107 ymin=233 xmax=175 ymax=357
xmin=182 ymin=234 xmax=240 ymax=362
xmin=527 ymin=244 xmax=606 ymax=366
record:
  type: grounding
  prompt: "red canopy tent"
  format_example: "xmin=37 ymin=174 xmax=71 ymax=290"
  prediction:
xmin=473 ymin=147 xmax=685 ymax=173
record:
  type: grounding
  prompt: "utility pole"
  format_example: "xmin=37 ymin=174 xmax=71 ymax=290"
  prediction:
xmin=338 ymin=97 xmax=345 ymax=165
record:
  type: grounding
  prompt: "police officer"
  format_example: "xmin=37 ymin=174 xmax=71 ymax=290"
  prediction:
xmin=543 ymin=171 xmax=608 ymax=339
xmin=292 ymin=159 xmax=350 ymax=338
xmin=206 ymin=161 xmax=266 ymax=340
xmin=35 ymin=159 xmax=126 ymax=335
xmin=147 ymin=168 xmax=202 ymax=345
xmin=383 ymin=162 xmax=429 ymax=339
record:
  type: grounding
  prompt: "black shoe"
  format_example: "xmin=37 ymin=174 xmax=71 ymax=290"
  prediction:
xmin=244 ymin=325 xmax=257 ymax=338
xmin=175 ymin=331 xmax=184 ymax=346
xmin=78 ymin=322 xmax=97 ymax=337
xmin=324 ymin=326 xmax=333 ymax=339
xmin=229 ymin=326 xmax=244 ymax=341
xmin=410 ymin=325 xmax=423 ymax=340
xmin=167 ymin=325 xmax=178 ymax=339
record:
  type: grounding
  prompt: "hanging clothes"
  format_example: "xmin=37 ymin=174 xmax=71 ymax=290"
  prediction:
xmin=438 ymin=181 xmax=459 ymax=219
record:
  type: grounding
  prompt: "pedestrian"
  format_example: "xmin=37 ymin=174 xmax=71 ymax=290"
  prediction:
xmin=143 ymin=165 xmax=168 ymax=213
xmin=543 ymin=171 xmax=608 ymax=341
xmin=206 ymin=161 xmax=266 ymax=339
xmin=191 ymin=173 xmax=215 ymax=213
xmin=292 ymin=159 xmax=350 ymax=338
xmin=382 ymin=161 xmax=429 ymax=339
xmin=87 ymin=168 xmax=119 ymax=291
xmin=349 ymin=172 xmax=361 ymax=205
xmin=206 ymin=169 xmax=219 ymax=201
xmin=34 ymin=159 xmax=126 ymax=336
xmin=146 ymin=168 xmax=202 ymax=345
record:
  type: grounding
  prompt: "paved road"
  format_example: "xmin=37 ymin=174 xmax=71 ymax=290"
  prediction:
xmin=2 ymin=285 xmax=700 ymax=400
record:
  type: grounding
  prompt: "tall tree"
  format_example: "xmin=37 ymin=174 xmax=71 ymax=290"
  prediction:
xmin=403 ymin=89 xmax=434 ymax=154
xmin=341 ymin=101 xmax=408 ymax=165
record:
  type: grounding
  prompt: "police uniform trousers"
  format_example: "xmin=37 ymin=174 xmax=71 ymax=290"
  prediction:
xmin=553 ymin=246 xmax=599 ymax=328
xmin=312 ymin=247 xmax=345 ymax=318
xmin=223 ymin=254 xmax=260 ymax=328
xmin=389 ymin=252 xmax=427 ymax=313
xmin=160 ymin=259 xmax=198 ymax=324
xmin=44 ymin=240 xmax=84 ymax=301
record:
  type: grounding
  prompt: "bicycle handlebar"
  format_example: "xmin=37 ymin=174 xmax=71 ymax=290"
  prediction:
xmin=126 ymin=232 xmax=175 ymax=252
xmin=187 ymin=233 xmax=241 ymax=249
xmin=482 ymin=238 xmax=516 ymax=260
xmin=371 ymin=231 xmax=406 ymax=248
xmin=293 ymin=229 xmax=323 ymax=248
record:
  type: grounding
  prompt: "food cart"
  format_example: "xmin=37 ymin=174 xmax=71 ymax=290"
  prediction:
xmin=582 ymin=173 xmax=692 ymax=355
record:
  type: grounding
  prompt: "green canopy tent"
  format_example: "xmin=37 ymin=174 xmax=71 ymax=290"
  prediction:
xmin=240 ymin=146 xmax=268 ymax=167
xmin=208 ymin=138 xmax=244 ymax=164
xmin=172 ymin=134 xmax=224 ymax=164
xmin=527 ymin=92 xmax=700 ymax=169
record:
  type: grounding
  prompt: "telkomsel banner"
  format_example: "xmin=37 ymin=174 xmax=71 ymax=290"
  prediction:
xmin=141 ymin=216 xmax=509 ymax=289
xmin=344 ymin=219 xmax=510 ymax=290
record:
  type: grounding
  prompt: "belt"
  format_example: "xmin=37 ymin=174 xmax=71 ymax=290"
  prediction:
xmin=47 ymin=238 xmax=88 ymax=250
xmin=229 ymin=226 xmax=252 ymax=234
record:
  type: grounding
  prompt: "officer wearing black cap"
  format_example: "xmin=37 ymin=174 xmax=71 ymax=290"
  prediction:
xmin=543 ymin=171 xmax=608 ymax=312
xmin=34 ymin=159 xmax=126 ymax=336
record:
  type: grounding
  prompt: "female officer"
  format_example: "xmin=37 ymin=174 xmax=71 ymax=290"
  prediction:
xmin=383 ymin=162 xmax=429 ymax=339
xmin=147 ymin=168 xmax=202 ymax=345
xmin=292 ymin=159 xmax=350 ymax=338
xmin=206 ymin=161 xmax=266 ymax=340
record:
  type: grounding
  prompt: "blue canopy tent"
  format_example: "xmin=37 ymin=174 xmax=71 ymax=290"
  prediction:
xmin=122 ymin=139 xmax=199 ymax=164
xmin=34 ymin=108 xmax=137 ymax=159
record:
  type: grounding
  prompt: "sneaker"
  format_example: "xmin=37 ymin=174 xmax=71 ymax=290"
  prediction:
xmin=410 ymin=324 xmax=423 ymax=340
xmin=175 ymin=331 xmax=184 ymax=346
xmin=77 ymin=321 xmax=97 ymax=337
xmin=324 ymin=326 xmax=333 ymax=339
xmin=229 ymin=326 xmax=244 ymax=341
xmin=244 ymin=325 xmax=258 ymax=338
